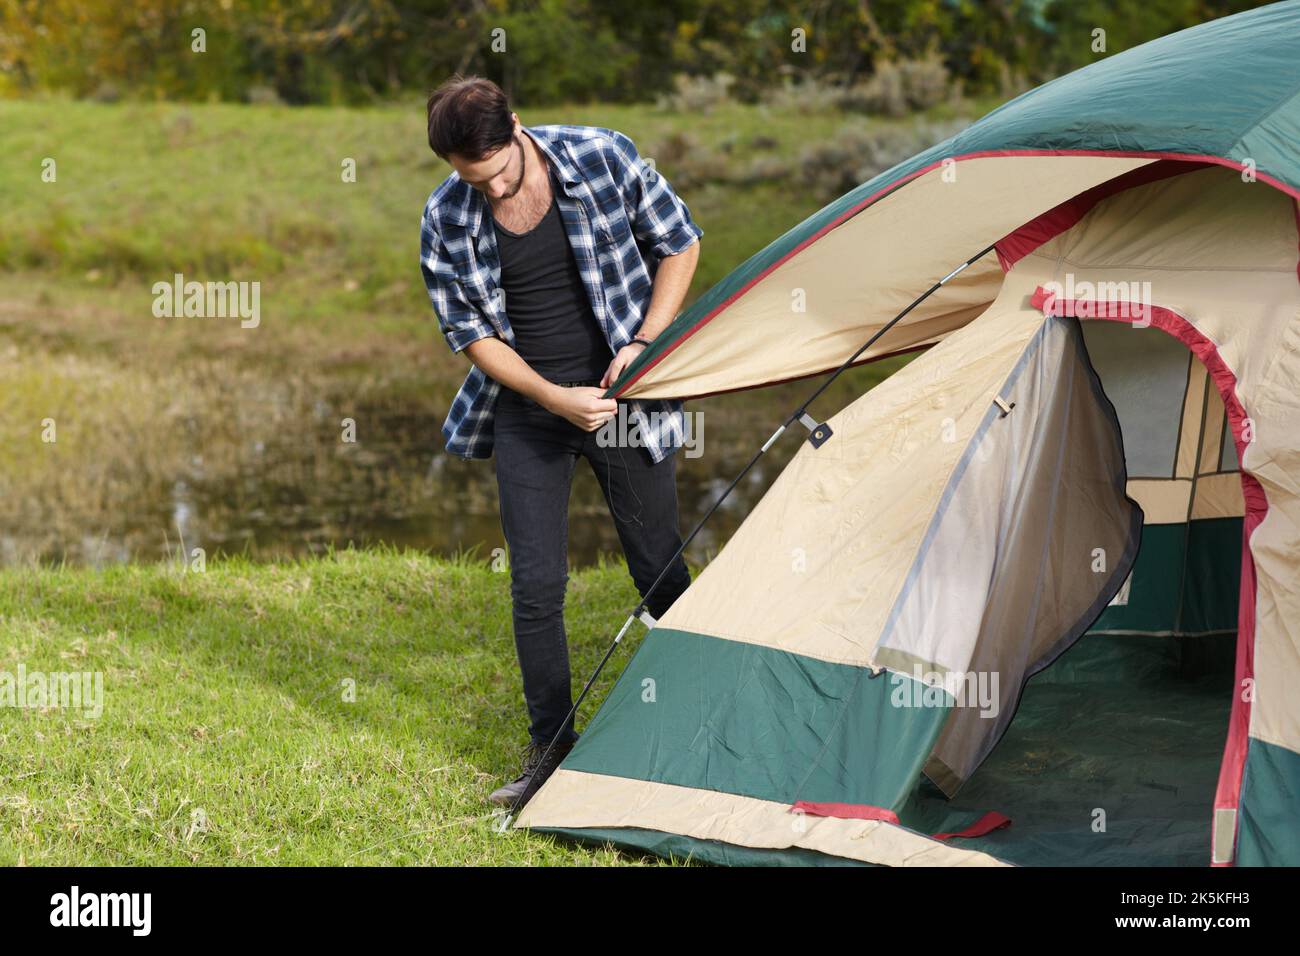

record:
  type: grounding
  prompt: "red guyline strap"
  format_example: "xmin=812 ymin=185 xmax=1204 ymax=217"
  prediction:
xmin=932 ymin=812 xmax=1013 ymax=841
xmin=790 ymin=801 xmax=1012 ymax=841
xmin=791 ymin=800 xmax=900 ymax=824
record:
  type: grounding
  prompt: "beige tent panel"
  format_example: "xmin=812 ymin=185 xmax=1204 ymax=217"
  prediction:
xmin=1192 ymin=473 xmax=1247 ymax=521
xmin=1122 ymin=476 xmax=1245 ymax=525
xmin=1126 ymin=479 xmax=1192 ymax=524
xmin=1176 ymin=367 xmax=1210 ymax=479
xmin=1027 ymin=171 xmax=1299 ymax=406
xmin=622 ymin=156 xmax=1153 ymax=400
xmin=1241 ymin=391 xmax=1300 ymax=753
xmin=1197 ymin=386 xmax=1229 ymax=475
xmin=516 ymin=769 xmax=1007 ymax=867
xmin=1251 ymin=519 xmax=1300 ymax=753
xmin=654 ymin=282 xmax=1049 ymax=668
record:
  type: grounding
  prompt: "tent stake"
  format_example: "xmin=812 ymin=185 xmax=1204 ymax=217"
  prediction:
xmin=504 ymin=241 xmax=998 ymax=823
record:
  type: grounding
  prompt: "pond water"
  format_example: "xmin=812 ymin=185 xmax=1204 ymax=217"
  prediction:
xmin=1 ymin=363 xmax=899 ymax=569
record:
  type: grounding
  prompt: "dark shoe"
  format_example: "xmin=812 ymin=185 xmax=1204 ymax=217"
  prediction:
xmin=488 ymin=737 xmax=576 ymax=808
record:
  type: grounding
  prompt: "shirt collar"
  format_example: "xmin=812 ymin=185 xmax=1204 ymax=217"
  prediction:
xmin=440 ymin=125 xmax=579 ymax=234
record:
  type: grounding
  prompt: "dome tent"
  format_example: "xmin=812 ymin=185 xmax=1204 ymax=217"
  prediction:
xmin=515 ymin=1 xmax=1300 ymax=866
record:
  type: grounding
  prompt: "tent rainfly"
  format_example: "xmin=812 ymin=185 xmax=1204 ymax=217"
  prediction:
xmin=516 ymin=0 xmax=1300 ymax=866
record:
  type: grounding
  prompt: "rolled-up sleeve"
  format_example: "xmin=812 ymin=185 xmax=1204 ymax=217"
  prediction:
xmin=420 ymin=214 xmax=496 ymax=354
xmin=605 ymin=130 xmax=703 ymax=259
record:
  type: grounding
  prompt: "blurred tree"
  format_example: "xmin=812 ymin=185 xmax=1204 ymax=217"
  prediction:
xmin=1043 ymin=0 xmax=1262 ymax=76
xmin=0 ymin=0 xmax=1275 ymax=106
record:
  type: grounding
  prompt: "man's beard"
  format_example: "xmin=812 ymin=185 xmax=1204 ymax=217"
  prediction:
xmin=502 ymin=134 xmax=527 ymax=198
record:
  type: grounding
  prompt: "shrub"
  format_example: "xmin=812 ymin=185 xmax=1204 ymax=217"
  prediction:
xmin=896 ymin=54 xmax=954 ymax=111
xmin=759 ymin=75 xmax=844 ymax=114
xmin=654 ymin=72 xmax=736 ymax=113
xmin=837 ymin=55 xmax=956 ymax=117
xmin=797 ymin=119 xmax=969 ymax=203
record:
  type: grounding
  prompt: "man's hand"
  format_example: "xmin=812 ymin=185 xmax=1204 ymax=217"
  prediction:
xmin=544 ymin=386 xmax=619 ymax=432
xmin=601 ymin=342 xmax=648 ymax=390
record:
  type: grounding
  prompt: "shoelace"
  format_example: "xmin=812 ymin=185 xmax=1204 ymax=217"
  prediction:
xmin=513 ymin=744 xmax=546 ymax=782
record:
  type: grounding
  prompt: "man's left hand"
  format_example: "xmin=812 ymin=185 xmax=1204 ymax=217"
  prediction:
xmin=600 ymin=342 xmax=648 ymax=390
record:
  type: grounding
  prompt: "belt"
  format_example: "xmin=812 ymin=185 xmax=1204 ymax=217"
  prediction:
xmin=553 ymin=379 xmax=603 ymax=388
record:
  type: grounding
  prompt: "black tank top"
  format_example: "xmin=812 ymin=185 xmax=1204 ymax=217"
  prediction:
xmin=492 ymin=177 xmax=610 ymax=383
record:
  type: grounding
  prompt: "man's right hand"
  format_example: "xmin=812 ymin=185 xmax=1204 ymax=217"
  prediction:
xmin=544 ymin=386 xmax=619 ymax=432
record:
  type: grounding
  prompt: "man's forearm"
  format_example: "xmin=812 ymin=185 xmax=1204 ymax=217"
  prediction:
xmin=463 ymin=336 xmax=561 ymax=408
xmin=638 ymin=240 xmax=699 ymax=340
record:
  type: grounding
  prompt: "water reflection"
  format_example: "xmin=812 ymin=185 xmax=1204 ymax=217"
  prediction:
xmin=2 ymin=362 xmax=902 ymax=568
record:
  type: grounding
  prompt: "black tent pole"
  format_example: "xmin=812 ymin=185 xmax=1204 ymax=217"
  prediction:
xmin=500 ymin=241 xmax=998 ymax=825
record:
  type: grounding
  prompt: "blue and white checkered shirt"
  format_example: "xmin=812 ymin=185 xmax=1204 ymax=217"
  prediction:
xmin=420 ymin=124 xmax=703 ymax=463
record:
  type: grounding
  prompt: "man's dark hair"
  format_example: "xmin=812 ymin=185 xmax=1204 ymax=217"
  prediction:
xmin=426 ymin=74 xmax=514 ymax=161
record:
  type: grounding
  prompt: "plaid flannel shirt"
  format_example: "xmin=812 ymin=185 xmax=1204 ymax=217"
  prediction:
xmin=420 ymin=124 xmax=703 ymax=463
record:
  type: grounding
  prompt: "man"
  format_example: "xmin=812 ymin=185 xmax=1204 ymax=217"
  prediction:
xmin=419 ymin=75 xmax=700 ymax=806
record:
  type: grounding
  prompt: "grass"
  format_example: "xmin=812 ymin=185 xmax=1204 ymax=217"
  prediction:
xmin=0 ymin=550 xmax=686 ymax=865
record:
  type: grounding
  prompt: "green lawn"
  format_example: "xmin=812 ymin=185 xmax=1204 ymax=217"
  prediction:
xmin=0 ymin=550 xmax=679 ymax=865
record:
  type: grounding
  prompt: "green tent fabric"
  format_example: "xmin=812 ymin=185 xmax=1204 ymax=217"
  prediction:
xmin=543 ymin=634 xmax=1237 ymax=867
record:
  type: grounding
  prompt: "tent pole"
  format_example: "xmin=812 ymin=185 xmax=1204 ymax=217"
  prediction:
xmin=502 ymin=241 xmax=998 ymax=824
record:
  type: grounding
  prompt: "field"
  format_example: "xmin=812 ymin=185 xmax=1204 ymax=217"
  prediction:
xmin=0 ymin=551 xmax=676 ymax=865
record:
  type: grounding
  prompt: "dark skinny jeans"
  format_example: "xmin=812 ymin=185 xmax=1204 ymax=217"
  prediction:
xmin=492 ymin=385 xmax=692 ymax=748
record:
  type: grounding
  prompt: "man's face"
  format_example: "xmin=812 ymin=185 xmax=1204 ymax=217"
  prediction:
xmin=449 ymin=130 xmax=524 ymax=201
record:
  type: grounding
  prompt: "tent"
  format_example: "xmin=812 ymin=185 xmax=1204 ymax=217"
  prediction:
xmin=515 ymin=1 xmax=1300 ymax=866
